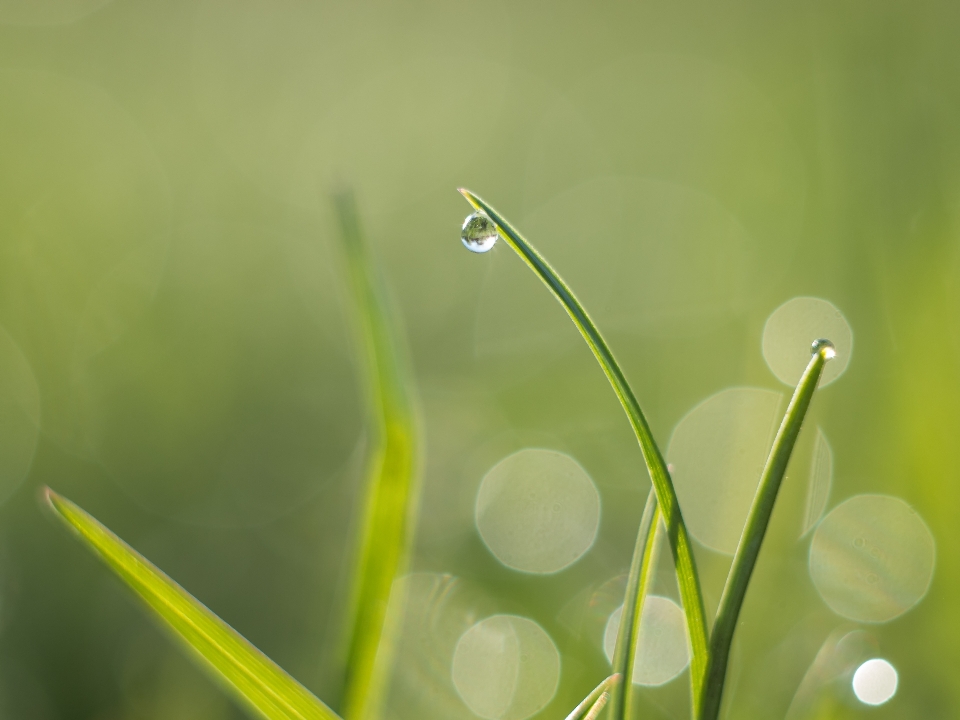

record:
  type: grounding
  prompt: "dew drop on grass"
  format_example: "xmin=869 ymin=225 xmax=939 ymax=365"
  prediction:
xmin=461 ymin=212 xmax=498 ymax=253
xmin=811 ymin=338 xmax=836 ymax=359
xmin=762 ymin=297 xmax=852 ymax=386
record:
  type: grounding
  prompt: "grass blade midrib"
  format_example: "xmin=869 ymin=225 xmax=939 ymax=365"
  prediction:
xmin=458 ymin=188 xmax=709 ymax=708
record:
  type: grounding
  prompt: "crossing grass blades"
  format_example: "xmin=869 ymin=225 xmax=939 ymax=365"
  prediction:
xmin=42 ymin=188 xmax=834 ymax=720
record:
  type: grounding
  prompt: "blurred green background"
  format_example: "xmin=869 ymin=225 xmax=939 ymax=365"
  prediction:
xmin=0 ymin=0 xmax=958 ymax=718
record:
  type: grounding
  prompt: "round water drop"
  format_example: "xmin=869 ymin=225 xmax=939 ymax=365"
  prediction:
xmin=811 ymin=338 xmax=836 ymax=359
xmin=852 ymin=658 xmax=898 ymax=705
xmin=809 ymin=494 xmax=935 ymax=623
xmin=762 ymin=297 xmax=852 ymax=387
xmin=452 ymin=615 xmax=560 ymax=720
xmin=475 ymin=449 xmax=600 ymax=574
xmin=602 ymin=596 xmax=689 ymax=686
xmin=462 ymin=212 xmax=498 ymax=253
xmin=667 ymin=387 xmax=784 ymax=554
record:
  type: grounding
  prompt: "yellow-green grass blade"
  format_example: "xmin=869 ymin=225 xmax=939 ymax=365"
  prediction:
xmin=699 ymin=347 xmax=831 ymax=720
xmin=564 ymin=674 xmax=620 ymax=720
xmin=43 ymin=488 xmax=339 ymax=720
xmin=609 ymin=488 xmax=660 ymax=720
xmin=334 ymin=191 xmax=420 ymax=720
xmin=458 ymin=189 xmax=709 ymax=709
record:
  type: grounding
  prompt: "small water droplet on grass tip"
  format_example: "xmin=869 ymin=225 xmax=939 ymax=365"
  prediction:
xmin=461 ymin=212 xmax=498 ymax=253
xmin=811 ymin=338 xmax=836 ymax=359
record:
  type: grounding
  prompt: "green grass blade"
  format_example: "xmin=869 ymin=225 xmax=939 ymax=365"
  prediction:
xmin=564 ymin=674 xmax=620 ymax=720
xmin=42 ymin=488 xmax=339 ymax=720
xmin=333 ymin=191 xmax=420 ymax=720
xmin=609 ymin=488 xmax=660 ymax=720
xmin=700 ymin=347 xmax=832 ymax=720
xmin=582 ymin=691 xmax=611 ymax=720
xmin=458 ymin=189 xmax=709 ymax=708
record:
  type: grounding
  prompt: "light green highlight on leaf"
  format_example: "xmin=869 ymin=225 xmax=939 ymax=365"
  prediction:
xmin=458 ymin=189 xmax=709 ymax=711
xmin=43 ymin=488 xmax=339 ymax=720
xmin=334 ymin=191 xmax=421 ymax=720
xmin=700 ymin=348 xmax=830 ymax=720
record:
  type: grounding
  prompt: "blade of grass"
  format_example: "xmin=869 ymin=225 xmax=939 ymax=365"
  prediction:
xmin=564 ymin=674 xmax=621 ymax=720
xmin=608 ymin=488 xmax=659 ymax=720
xmin=333 ymin=191 xmax=420 ymax=720
xmin=699 ymin=347 xmax=832 ymax=720
xmin=42 ymin=488 xmax=339 ymax=720
xmin=583 ymin=692 xmax=611 ymax=720
xmin=458 ymin=189 xmax=709 ymax=710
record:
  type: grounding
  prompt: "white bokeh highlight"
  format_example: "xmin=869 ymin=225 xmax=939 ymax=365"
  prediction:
xmin=668 ymin=387 xmax=783 ymax=554
xmin=852 ymin=658 xmax=898 ymax=706
xmin=451 ymin=615 xmax=560 ymax=720
xmin=809 ymin=495 xmax=935 ymax=623
xmin=602 ymin=596 xmax=690 ymax=686
xmin=762 ymin=297 xmax=852 ymax=387
xmin=475 ymin=449 xmax=600 ymax=574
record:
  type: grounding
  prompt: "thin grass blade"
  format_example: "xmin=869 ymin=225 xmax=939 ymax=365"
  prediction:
xmin=700 ymin=347 xmax=832 ymax=720
xmin=583 ymin=692 xmax=610 ymax=720
xmin=564 ymin=674 xmax=620 ymax=720
xmin=609 ymin=488 xmax=660 ymax=720
xmin=42 ymin=488 xmax=339 ymax=720
xmin=334 ymin=191 xmax=420 ymax=720
xmin=458 ymin=189 xmax=709 ymax=709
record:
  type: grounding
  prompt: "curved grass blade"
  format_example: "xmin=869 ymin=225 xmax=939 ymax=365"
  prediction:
xmin=458 ymin=189 xmax=709 ymax=708
xmin=699 ymin=347 xmax=831 ymax=720
xmin=609 ymin=488 xmax=660 ymax=720
xmin=333 ymin=191 xmax=420 ymax=720
xmin=564 ymin=674 xmax=620 ymax=720
xmin=42 ymin=488 xmax=339 ymax=720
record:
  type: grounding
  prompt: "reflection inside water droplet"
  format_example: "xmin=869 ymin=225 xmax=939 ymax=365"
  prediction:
xmin=809 ymin=494 xmax=935 ymax=623
xmin=811 ymin=338 xmax=836 ymax=359
xmin=602 ymin=596 xmax=689 ymax=686
xmin=462 ymin=212 xmax=498 ymax=253
xmin=451 ymin=615 xmax=560 ymax=720
xmin=852 ymin=658 xmax=898 ymax=705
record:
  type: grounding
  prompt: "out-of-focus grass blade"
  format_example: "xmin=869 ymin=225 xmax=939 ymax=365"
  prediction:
xmin=699 ymin=346 xmax=832 ymax=720
xmin=458 ymin=189 xmax=709 ymax=711
xmin=564 ymin=674 xmax=620 ymax=720
xmin=609 ymin=488 xmax=660 ymax=720
xmin=42 ymin=488 xmax=339 ymax=720
xmin=333 ymin=191 xmax=420 ymax=720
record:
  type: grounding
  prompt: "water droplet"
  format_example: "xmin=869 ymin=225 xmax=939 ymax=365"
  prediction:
xmin=811 ymin=338 xmax=837 ymax=360
xmin=461 ymin=212 xmax=498 ymax=253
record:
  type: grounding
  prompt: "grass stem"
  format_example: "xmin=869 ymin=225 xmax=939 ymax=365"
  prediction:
xmin=458 ymin=189 xmax=709 ymax=712
xmin=699 ymin=348 xmax=831 ymax=720
xmin=609 ymin=488 xmax=659 ymax=720
xmin=334 ymin=191 xmax=420 ymax=720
